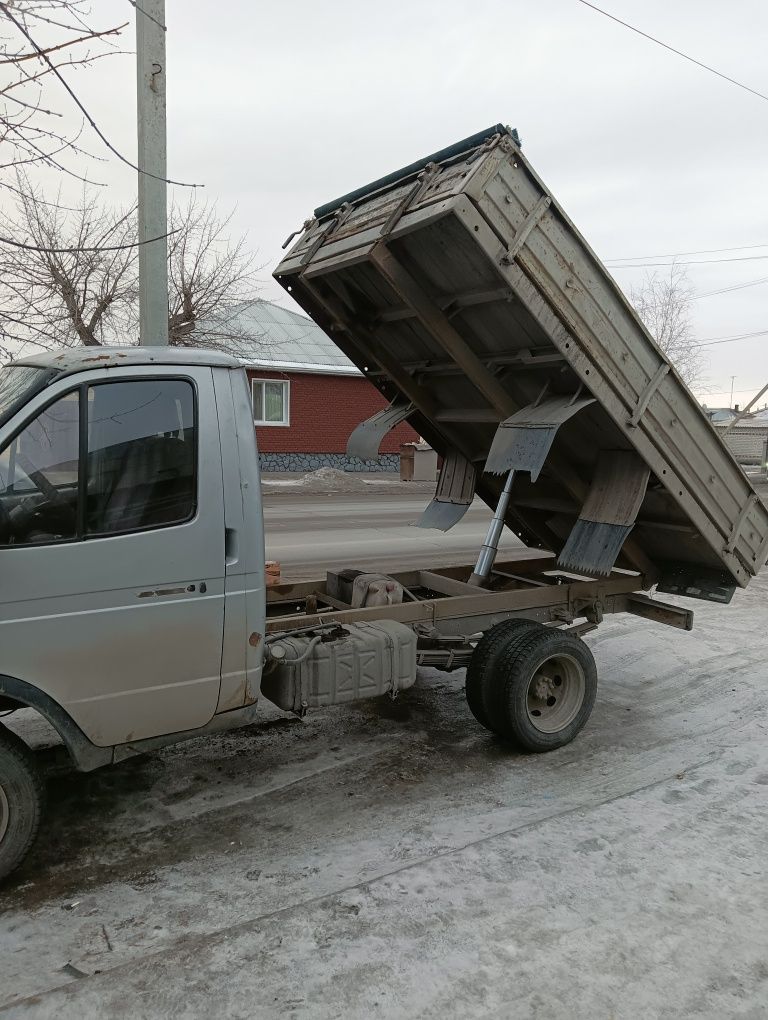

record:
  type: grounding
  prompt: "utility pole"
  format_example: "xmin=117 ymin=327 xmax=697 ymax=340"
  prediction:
xmin=723 ymin=381 xmax=768 ymax=433
xmin=136 ymin=0 xmax=169 ymax=345
xmin=729 ymin=375 xmax=736 ymax=409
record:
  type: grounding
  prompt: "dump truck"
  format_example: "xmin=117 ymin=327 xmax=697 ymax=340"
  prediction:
xmin=0 ymin=125 xmax=765 ymax=882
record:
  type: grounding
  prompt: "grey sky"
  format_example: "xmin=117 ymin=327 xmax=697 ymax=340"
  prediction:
xmin=12 ymin=0 xmax=768 ymax=406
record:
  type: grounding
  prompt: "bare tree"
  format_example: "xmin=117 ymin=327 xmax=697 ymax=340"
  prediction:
xmin=0 ymin=2 xmax=125 ymax=186
xmin=631 ymin=264 xmax=704 ymax=388
xmin=0 ymin=175 xmax=136 ymax=353
xmin=164 ymin=197 xmax=261 ymax=353
xmin=0 ymin=178 xmax=262 ymax=355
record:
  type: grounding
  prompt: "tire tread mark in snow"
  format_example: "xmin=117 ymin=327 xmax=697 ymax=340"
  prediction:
xmin=0 ymin=752 xmax=721 ymax=1012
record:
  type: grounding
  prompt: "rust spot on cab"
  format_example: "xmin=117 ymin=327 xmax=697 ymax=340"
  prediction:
xmin=82 ymin=352 xmax=128 ymax=362
xmin=249 ymin=632 xmax=262 ymax=647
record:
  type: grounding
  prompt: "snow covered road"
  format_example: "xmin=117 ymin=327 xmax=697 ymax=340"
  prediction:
xmin=1 ymin=503 xmax=767 ymax=1018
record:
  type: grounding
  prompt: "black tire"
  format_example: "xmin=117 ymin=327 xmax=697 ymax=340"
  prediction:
xmin=487 ymin=628 xmax=597 ymax=752
xmin=466 ymin=618 xmax=546 ymax=732
xmin=0 ymin=725 xmax=45 ymax=883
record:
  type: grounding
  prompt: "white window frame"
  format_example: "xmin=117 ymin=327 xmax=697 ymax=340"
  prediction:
xmin=252 ymin=378 xmax=290 ymax=427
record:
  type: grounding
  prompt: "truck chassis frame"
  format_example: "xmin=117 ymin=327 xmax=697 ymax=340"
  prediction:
xmin=266 ymin=553 xmax=693 ymax=672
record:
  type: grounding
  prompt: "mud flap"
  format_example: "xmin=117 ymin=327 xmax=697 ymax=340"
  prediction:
xmin=557 ymin=450 xmax=650 ymax=576
xmin=416 ymin=449 xmax=476 ymax=531
xmin=346 ymin=400 xmax=414 ymax=460
xmin=485 ymin=393 xmax=596 ymax=478
xmin=656 ymin=565 xmax=737 ymax=604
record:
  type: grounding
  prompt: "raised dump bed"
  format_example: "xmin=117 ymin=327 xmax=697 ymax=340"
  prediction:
xmin=275 ymin=124 xmax=768 ymax=599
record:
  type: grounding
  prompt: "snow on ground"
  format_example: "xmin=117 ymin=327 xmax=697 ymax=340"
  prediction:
xmin=1 ymin=568 xmax=767 ymax=1018
xmin=261 ymin=469 xmax=429 ymax=495
xmin=266 ymin=468 xmax=370 ymax=492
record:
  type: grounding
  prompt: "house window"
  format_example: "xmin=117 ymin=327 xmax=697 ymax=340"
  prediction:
xmin=252 ymin=379 xmax=289 ymax=426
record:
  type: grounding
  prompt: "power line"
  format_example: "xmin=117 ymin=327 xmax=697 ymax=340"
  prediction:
xmin=127 ymin=1 xmax=167 ymax=32
xmin=605 ymin=252 xmax=768 ymax=299
xmin=606 ymin=254 xmax=768 ymax=269
xmin=608 ymin=242 xmax=768 ymax=262
xmin=707 ymin=386 xmax=767 ymax=398
xmin=0 ymin=229 xmax=178 ymax=253
xmin=695 ymin=276 xmax=768 ymax=299
xmin=1 ymin=2 xmax=201 ymax=189
xmin=576 ymin=0 xmax=768 ymax=104
xmin=696 ymin=328 xmax=768 ymax=343
xmin=694 ymin=329 xmax=768 ymax=348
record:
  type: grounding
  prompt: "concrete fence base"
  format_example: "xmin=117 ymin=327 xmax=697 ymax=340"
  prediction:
xmin=258 ymin=452 xmax=400 ymax=473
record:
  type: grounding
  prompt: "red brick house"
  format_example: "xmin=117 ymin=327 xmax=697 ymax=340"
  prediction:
xmin=234 ymin=299 xmax=417 ymax=471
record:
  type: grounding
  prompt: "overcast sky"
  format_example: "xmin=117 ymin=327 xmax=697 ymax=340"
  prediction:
xmin=14 ymin=0 xmax=768 ymax=407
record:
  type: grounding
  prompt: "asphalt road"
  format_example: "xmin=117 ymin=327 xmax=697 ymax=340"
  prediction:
xmin=2 ymin=486 xmax=767 ymax=1018
xmin=262 ymin=490 xmax=523 ymax=579
xmin=262 ymin=474 xmax=768 ymax=580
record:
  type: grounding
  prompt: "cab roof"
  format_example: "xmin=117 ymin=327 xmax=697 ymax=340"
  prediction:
xmin=11 ymin=346 xmax=242 ymax=372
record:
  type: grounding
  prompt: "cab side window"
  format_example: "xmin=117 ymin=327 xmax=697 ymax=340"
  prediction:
xmin=86 ymin=380 xmax=196 ymax=534
xmin=0 ymin=391 xmax=79 ymax=545
xmin=0 ymin=379 xmax=196 ymax=547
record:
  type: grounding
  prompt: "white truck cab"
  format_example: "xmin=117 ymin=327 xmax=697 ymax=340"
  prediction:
xmin=0 ymin=349 xmax=270 ymax=878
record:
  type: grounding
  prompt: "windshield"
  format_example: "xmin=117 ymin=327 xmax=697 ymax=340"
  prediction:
xmin=0 ymin=365 xmax=53 ymax=427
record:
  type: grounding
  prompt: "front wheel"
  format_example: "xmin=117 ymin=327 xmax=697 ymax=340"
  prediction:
xmin=0 ymin=726 xmax=45 ymax=883
xmin=484 ymin=628 xmax=598 ymax=752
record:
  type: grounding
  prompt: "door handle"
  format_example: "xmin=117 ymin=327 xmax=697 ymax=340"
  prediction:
xmin=225 ymin=527 xmax=239 ymax=566
xmin=137 ymin=585 xmax=196 ymax=599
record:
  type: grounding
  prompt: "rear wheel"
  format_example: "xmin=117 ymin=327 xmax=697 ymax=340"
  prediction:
xmin=466 ymin=618 xmax=546 ymax=731
xmin=486 ymin=628 xmax=598 ymax=752
xmin=0 ymin=726 xmax=45 ymax=883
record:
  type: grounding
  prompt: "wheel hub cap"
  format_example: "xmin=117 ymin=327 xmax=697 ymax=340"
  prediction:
xmin=526 ymin=652 xmax=586 ymax=734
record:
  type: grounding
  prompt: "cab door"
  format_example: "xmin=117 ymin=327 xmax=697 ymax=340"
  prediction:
xmin=0 ymin=365 xmax=226 ymax=747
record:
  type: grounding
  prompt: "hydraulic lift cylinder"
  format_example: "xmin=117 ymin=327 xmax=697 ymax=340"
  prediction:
xmin=468 ymin=470 xmax=515 ymax=586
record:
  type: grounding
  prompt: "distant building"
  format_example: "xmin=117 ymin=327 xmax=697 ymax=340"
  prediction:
xmin=699 ymin=405 xmax=768 ymax=471
xmin=703 ymin=407 xmax=737 ymax=425
xmin=701 ymin=403 xmax=768 ymax=427
xmin=226 ymin=299 xmax=417 ymax=472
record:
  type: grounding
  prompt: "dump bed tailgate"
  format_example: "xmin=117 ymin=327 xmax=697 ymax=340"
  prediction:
xmin=275 ymin=125 xmax=768 ymax=594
